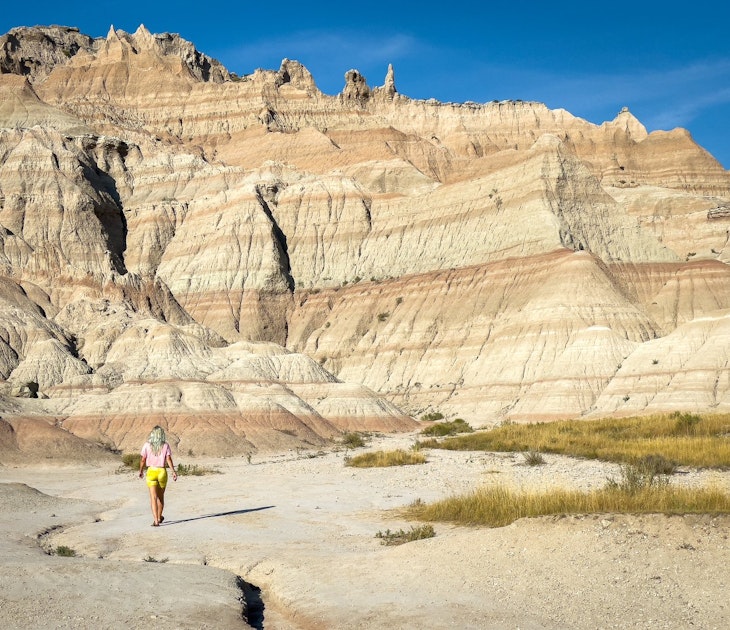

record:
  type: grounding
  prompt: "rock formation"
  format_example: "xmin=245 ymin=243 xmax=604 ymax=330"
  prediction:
xmin=0 ymin=26 xmax=98 ymax=82
xmin=341 ymin=69 xmax=371 ymax=104
xmin=0 ymin=24 xmax=728 ymax=459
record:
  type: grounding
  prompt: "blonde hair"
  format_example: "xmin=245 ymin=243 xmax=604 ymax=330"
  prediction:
xmin=148 ymin=425 xmax=166 ymax=455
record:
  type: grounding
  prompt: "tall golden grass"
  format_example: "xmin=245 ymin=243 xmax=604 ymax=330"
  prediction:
xmin=407 ymin=484 xmax=730 ymax=528
xmin=345 ymin=449 xmax=427 ymax=468
xmin=419 ymin=412 xmax=730 ymax=468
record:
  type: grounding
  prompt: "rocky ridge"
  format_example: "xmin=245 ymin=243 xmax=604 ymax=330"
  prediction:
xmin=0 ymin=25 xmax=729 ymax=459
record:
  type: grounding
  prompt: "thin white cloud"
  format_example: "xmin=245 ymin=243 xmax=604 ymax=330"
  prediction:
xmin=649 ymin=86 xmax=730 ymax=130
xmin=406 ymin=54 xmax=724 ymax=136
xmin=495 ymin=58 xmax=730 ymax=130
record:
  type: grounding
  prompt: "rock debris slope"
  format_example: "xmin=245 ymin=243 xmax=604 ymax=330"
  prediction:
xmin=0 ymin=24 xmax=728 ymax=458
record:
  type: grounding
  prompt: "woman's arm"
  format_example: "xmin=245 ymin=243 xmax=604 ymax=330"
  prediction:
xmin=138 ymin=454 xmax=147 ymax=478
xmin=166 ymin=453 xmax=178 ymax=481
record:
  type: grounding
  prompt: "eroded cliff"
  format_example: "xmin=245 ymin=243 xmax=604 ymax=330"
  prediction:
xmin=0 ymin=24 xmax=728 ymax=458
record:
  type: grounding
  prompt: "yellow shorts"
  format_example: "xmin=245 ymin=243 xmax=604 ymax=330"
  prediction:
xmin=146 ymin=466 xmax=168 ymax=489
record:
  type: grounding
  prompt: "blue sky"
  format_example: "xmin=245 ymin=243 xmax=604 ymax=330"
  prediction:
xmin=3 ymin=1 xmax=729 ymax=168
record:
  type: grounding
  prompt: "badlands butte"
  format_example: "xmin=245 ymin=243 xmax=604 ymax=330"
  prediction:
xmin=0 ymin=24 xmax=730 ymax=461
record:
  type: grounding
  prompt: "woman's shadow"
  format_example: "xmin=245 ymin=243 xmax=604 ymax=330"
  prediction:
xmin=161 ymin=505 xmax=274 ymax=526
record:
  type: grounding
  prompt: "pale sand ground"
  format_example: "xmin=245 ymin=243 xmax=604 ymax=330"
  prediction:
xmin=1 ymin=432 xmax=729 ymax=629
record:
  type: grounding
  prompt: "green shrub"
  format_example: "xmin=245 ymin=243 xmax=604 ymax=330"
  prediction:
xmin=375 ymin=524 xmax=435 ymax=545
xmin=55 ymin=545 xmax=76 ymax=557
xmin=420 ymin=412 xmax=445 ymax=422
xmin=341 ymin=432 xmax=366 ymax=448
xmin=421 ymin=418 xmax=473 ymax=437
xmin=122 ymin=453 xmax=141 ymax=469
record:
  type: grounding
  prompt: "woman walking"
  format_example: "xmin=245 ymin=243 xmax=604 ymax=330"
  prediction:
xmin=139 ymin=425 xmax=177 ymax=526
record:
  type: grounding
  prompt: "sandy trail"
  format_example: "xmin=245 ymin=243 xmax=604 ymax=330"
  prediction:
xmin=1 ymin=432 xmax=729 ymax=629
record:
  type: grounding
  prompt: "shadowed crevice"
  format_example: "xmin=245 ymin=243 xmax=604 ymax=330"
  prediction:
xmin=255 ymin=186 xmax=295 ymax=292
xmin=236 ymin=576 xmax=265 ymax=629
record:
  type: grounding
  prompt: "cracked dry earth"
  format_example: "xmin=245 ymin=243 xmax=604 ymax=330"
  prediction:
xmin=1 ymin=432 xmax=729 ymax=629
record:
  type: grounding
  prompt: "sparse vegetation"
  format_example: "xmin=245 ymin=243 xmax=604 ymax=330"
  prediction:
xmin=420 ymin=418 xmax=473 ymax=437
xmin=523 ymin=450 xmax=546 ymax=466
xmin=673 ymin=412 xmax=701 ymax=436
xmin=375 ymin=524 xmax=435 ymax=545
xmin=345 ymin=449 xmax=427 ymax=468
xmin=418 ymin=413 xmax=730 ymax=468
xmin=341 ymin=432 xmax=367 ymax=449
xmin=637 ymin=453 xmax=678 ymax=475
xmin=377 ymin=312 xmax=389 ymax=322
xmin=420 ymin=411 xmax=445 ymax=422
xmin=404 ymin=416 xmax=730 ymax=527
xmin=54 ymin=545 xmax=76 ymax=557
xmin=406 ymin=461 xmax=730 ymax=527
xmin=605 ymin=458 xmax=673 ymax=493
xmin=121 ymin=453 xmax=141 ymax=470
xmin=143 ymin=555 xmax=169 ymax=563
xmin=407 ymin=479 xmax=730 ymax=528
xmin=120 ymin=454 xmax=219 ymax=476
xmin=177 ymin=463 xmax=221 ymax=476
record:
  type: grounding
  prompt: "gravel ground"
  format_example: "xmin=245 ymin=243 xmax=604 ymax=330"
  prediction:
xmin=1 ymin=431 xmax=729 ymax=629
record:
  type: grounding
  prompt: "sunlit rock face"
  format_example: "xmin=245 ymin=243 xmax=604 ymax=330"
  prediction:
xmin=0 ymin=24 xmax=728 ymax=460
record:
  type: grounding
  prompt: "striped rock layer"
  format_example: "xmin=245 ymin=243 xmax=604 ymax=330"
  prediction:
xmin=0 ymin=25 xmax=729 ymax=457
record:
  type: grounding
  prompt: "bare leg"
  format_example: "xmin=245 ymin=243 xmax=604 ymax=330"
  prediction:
xmin=156 ymin=486 xmax=166 ymax=523
xmin=148 ymin=485 xmax=163 ymax=525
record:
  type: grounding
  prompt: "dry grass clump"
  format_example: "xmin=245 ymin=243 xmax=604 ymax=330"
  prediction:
xmin=345 ymin=449 xmax=427 ymax=468
xmin=522 ymin=450 xmax=546 ymax=466
xmin=407 ymin=482 xmax=730 ymax=528
xmin=420 ymin=412 xmax=730 ymax=468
